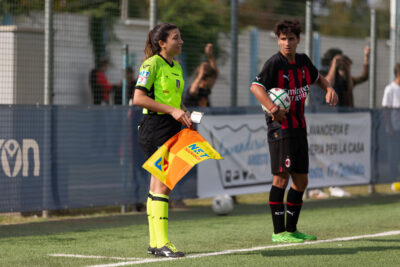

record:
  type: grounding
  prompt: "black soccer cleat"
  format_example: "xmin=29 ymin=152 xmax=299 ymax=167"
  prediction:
xmin=155 ymin=243 xmax=185 ymax=258
xmin=147 ymin=246 xmax=157 ymax=255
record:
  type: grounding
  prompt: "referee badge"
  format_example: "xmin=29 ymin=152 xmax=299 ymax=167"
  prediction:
xmin=285 ymin=156 xmax=291 ymax=168
xmin=176 ymin=79 xmax=180 ymax=89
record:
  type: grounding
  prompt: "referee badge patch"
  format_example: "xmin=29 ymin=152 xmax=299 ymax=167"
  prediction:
xmin=176 ymin=79 xmax=180 ymax=88
xmin=285 ymin=156 xmax=291 ymax=168
xmin=137 ymin=70 xmax=150 ymax=85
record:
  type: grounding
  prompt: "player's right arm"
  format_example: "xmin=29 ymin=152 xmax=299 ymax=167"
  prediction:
xmin=250 ymin=84 xmax=286 ymax=121
xmin=251 ymin=58 xmax=286 ymax=121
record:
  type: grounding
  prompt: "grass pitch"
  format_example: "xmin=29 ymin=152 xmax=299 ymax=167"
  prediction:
xmin=0 ymin=191 xmax=400 ymax=266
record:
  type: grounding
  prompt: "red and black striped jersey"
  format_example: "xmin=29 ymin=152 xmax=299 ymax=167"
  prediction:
xmin=253 ymin=52 xmax=319 ymax=141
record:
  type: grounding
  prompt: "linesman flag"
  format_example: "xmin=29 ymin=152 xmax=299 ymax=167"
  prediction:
xmin=142 ymin=128 xmax=223 ymax=190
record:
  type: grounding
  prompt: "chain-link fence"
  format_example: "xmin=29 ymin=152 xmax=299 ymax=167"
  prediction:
xmin=0 ymin=0 xmax=398 ymax=212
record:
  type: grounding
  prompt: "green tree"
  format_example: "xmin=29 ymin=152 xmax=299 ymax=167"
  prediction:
xmin=238 ymin=0 xmax=305 ymax=30
xmin=317 ymin=0 xmax=389 ymax=39
xmin=0 ymin=0 xmax=43 ymax=22
xmin=158 ymin=0 xmax=229 ymax=76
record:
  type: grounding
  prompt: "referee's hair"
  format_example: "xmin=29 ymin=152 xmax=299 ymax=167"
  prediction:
xmin=274 ymin=19 xmax=302 ymax=38
xmin=394 ymin=63 xmax=400 ymax=77
xmin=145 ymin=23 xmax=178 ymax=60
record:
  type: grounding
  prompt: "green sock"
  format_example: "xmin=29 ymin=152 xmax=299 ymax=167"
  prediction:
xmin=147 ymin=191 xmax=157 ymax=248
xmin=151 ymin=193 xmax=170 ymax=248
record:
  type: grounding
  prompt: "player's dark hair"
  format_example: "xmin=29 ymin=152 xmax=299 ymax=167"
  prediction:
xmin=274 ymin=19 xmax=302 ymax=38
xmin=394 ymin=63 xmax=400 ymax=77
xmin=144 ymin=23 xmax=178 ymax=60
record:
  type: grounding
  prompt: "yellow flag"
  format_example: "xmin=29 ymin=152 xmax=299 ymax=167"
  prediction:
xmin=142 ymin=128 xmax=223 ymax=190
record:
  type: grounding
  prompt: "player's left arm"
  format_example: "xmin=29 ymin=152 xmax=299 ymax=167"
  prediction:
xmin=316 ymin=75 xmax=338 ymax=106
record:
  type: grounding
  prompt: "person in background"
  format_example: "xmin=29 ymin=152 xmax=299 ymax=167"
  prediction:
xmin=183 ymin=43 xmax=218 ymax=107
xmin=324 ymin=46 xmax=370 ymax=107
xmin=382 ymin=63 xmax=400 ymax=180
xmin=89 ymin=58 xmax=117 ymax=105
xmin=117 ymin=66 xmax=137 ymax=105
xmin=133 ymin=23 xmax=192 ymax=258
xmin=309 ymin=47 xmax=370 ymax=198
xmin=250 ymin=19 xmax=338 ymax=243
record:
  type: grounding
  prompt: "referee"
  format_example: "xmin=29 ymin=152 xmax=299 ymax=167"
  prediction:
xmin=250 ymin=19 xmax=338 ymax=243
xmin=133 ymin=23 xmax=192 ymax=257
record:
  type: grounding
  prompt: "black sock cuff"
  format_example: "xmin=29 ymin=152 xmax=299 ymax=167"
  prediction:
xmin=287 ymin=187 xmax=304 ymax=204
xmin=270 ymin=186 xmax=285 ymax=203
xmin=152 ymin=196 xmax=169 ymax=203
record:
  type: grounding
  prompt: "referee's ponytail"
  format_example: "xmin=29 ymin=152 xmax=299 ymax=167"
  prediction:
xmin=144 ymin=23 xmax=178 ymax=60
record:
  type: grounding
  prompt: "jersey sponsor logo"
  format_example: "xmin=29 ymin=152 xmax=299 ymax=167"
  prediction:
xmin=137 ymin=70 xmax=150 ymax=85
xmin=163 ymin=90 xmax=170 ymax=94
xmin=255 ymin=76 xmax=261 ymax=81
xmin=287 ymin=85 xmax=309 ymax=101
xmin=171 ymin=73 xmax=179 ymax=76
xmin=283 ymin=74 xmax=289 ymax=80
xmin=142 ymin=64 xmax=151 ymax=69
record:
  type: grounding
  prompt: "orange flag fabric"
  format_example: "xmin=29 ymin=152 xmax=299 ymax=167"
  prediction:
xmin=142 ymin=128 xmax=223 ymax=190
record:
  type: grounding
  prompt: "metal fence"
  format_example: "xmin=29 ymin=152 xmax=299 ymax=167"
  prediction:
xmin=0 ymin=0 xmax=399 ymax=212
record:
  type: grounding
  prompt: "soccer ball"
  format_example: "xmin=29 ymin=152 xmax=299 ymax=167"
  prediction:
xmin=261 ymin=88 xmax=291 ymax=114
xmin=212 ymin=194 xmax=234 ymax=215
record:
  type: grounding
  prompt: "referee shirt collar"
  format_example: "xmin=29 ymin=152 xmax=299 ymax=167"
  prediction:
xmin=157 ymin=54 xmax=174 ymax=68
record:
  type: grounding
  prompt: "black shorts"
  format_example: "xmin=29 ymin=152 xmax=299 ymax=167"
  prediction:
xmin=138 ymin=114 xmax=181 ymax=160
xmin=268 ymin=135 xmax=309 ymax=175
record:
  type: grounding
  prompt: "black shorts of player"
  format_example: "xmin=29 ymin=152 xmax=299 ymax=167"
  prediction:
xmin=138 ymin=114 xmax=181 ymax=160
xmin=268 ymin=135 xmax=309 ymax=175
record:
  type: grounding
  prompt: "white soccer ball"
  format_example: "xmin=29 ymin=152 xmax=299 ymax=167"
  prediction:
xmin=212 ymin=194 xmax=234 ymax=215
xmin=261 ymin=88 xmax=291 ymax=114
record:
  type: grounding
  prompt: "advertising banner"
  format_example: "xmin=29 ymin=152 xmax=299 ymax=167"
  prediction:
xmin=198 ymin=114 xmax=273 ymax=198
xmin=307 ymin=112 xmax=371 ymax=187
xmin=197 ymin=112 xmax=371 ymax=198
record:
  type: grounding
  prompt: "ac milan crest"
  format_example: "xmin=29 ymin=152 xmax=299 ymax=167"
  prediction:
xmin=285 ymin=156 xmax=291 ymax=168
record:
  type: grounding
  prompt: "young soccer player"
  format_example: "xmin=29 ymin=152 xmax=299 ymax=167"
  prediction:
xmin=133 ymin=23 xmax=192 ymax=257
xmin=250 ymin=19 xmax=338 ymax=243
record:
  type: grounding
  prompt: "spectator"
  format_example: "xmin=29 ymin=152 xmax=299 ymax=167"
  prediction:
xmin=89 ymin=58 xmax=116 ymax=105
xmin=324 ymin=46 xmax=370 ymax=107
xmin=116 ymin=67 xmax=137 ymax=105
xmin=183 ymin=43 xmax=218 ymax=107
xmin=310 ymin=48 xmax=343 ymax=107
xmin=382 ymin=63 xmax=400 ymax=179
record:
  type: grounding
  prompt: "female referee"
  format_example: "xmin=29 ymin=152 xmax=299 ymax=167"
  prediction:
xmin=133 ymin=23 xmax=192 ymax=258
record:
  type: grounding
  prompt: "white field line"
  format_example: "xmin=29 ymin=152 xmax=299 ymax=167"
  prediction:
xmin=49 ymin=230 xmax=400 ymax=267
xmin=49 ymin=254 xmax=143 ymax=261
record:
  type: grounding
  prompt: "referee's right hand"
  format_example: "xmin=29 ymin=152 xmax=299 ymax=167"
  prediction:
xmin=171 ymin=108 xmax=193 ymax=129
